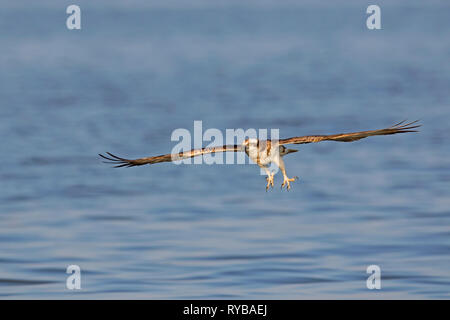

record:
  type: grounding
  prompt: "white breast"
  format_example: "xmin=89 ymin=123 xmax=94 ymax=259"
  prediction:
xmin=245 ymin=140 xmax=280 ymax=166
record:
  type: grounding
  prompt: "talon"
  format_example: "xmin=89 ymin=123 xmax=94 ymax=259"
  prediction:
xmin=265 ymin=173 xmax=274 ymax=191
xmin=281 ymin=176 xmax=298 ymax=190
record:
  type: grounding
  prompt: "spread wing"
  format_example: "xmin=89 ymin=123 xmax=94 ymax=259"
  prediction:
xmin=279 ymin=120 xmax=420 ymax=145
xmin=99 ymin=144 xmax=243 ymax=168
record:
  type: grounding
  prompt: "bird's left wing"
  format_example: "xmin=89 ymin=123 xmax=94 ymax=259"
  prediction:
xmin=279 ymin=120 xmax=420 ymax=145
xmin=99 ymin=144 xmax=243 ymax=168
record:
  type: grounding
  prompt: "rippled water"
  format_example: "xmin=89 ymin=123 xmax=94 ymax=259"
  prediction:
xmin=1 ymin=1 xmax=450 ymax=299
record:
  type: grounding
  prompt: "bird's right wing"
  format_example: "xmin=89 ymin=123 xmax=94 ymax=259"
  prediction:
xmin=279 ymin=120 xmax=420 ymax=145
xmin=99 ymin=144 xmax=243 ymax=168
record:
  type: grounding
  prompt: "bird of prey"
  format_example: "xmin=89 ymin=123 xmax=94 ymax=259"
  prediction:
xmin=100 ymin=120 xmax=420 ymax=191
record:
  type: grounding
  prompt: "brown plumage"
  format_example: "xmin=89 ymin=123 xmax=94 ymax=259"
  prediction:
xmin=99 ymin=145 xmax=242 ymax=168
xmin=99 ymin=120 xmax=420 ymax=190
xmin=278 ymin=120 xmax=420 ymax=145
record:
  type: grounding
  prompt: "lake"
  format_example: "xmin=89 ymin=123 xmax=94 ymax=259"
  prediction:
xmin=0 ymin=0 xmax=449 ymax=299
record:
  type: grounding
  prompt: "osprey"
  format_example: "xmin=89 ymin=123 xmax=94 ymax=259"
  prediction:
xmin=100 ymin=120 xmax=420 ymax=191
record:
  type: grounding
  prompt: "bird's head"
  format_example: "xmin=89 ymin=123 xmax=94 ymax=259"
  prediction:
xmin=242 ymin=138 xmax=258 ymax=150
xmin=243 ymin=138 xmax=258 ymax=148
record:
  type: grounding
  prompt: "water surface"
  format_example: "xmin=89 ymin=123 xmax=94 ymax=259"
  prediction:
xmin=0 ymin=0 xmax=449 ymax=299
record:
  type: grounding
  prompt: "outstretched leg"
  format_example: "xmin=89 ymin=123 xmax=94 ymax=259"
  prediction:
xmin=261 ymin=166 xmax=275 ymax=191
xmin=274 ymin=157 xmax=298 ymax=190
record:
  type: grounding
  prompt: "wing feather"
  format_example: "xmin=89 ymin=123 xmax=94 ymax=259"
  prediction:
xmin=279 ymin=120 xmax=420 ymax=145
xmin=99 ymin=145 xmax=243 ymax=168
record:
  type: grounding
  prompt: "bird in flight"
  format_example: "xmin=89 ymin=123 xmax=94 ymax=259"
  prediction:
xmin=100 ymin=120 xmax=420 ymax=191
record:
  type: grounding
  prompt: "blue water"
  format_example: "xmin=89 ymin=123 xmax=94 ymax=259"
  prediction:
xmin=1 ymin=0 xmax=450 ymax=299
